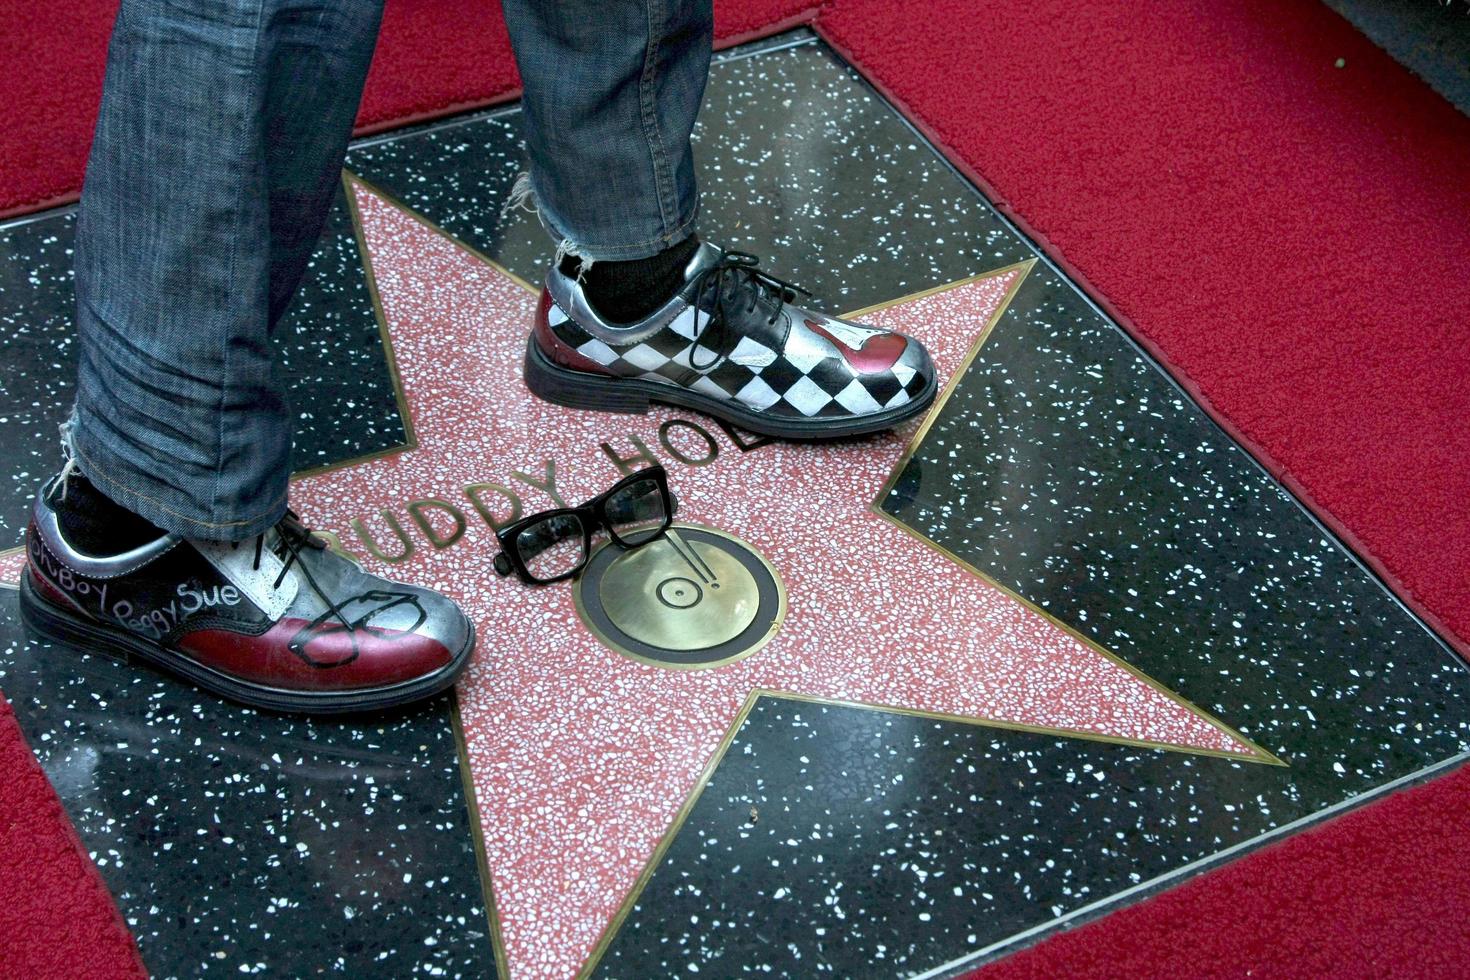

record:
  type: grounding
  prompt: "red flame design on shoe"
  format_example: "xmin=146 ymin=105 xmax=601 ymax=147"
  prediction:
xmin=805 ymin=318 xmax=907 ymax=373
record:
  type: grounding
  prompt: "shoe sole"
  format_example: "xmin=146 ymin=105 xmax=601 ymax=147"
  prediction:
xmin=523 ymin=338 xmax=939 ymax=439
xmin=18 ymin=573 xmax=476 ymax=716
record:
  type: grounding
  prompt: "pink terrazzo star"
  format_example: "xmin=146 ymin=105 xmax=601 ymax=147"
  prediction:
xmin=0 ymin=176 xmax=1275 ymax=978
xmin=318 ymin=178 xmax=1277 ymax=977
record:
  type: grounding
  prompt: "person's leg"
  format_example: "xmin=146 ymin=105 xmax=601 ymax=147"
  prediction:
xmin=69 ymin=0 xmax=384 ymax=542
xmin=500 ymin=0 xmax=713 ymax=268
xmin=27 ymin=0 xmax=477 ymax=715
xmin=507 ymin=0 xmax=939 ymax=439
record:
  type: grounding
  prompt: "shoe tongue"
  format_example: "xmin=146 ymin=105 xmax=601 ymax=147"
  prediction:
xmin=192 ymin=536 xmax=299 ymax=620
xmin=681 ymin=241 xmax=725 ymax=283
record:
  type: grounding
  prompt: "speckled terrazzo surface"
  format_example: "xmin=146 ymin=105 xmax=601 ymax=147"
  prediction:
xmin=878 ymin=265 xmax=1470 ymax=791
xmin=318 ymin=187 xmax=1286 ymax=979
xmin=0 ymin=29 xmax=1467 ymax=980
xmin=592 ymin=42 xmax=1470 ymax=977
xmin=601 ymin=699 xmax=1273 ymax=977
xmin=0 ymin=596 xmax=493 ymax=978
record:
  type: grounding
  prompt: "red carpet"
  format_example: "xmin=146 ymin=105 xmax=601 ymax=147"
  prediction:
xmin=3 ymin=0 xmax=1470 ymax=975
xmin=0 ymin=696 xmax=145 ymax=979
xmin=0 ymin=0 xmax=817 ymax=218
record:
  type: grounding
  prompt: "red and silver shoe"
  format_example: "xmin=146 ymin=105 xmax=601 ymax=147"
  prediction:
xmin=19 ymin=491 xmax=474 ymax=715
xmin=525 ymin=243 xmax=938 ymax=438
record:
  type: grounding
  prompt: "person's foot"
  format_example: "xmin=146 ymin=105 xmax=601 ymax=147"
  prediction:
xmin=525 ymin=242 xmax=938 ymax=438
xmin=19 ymin=475 xmax=475 ymax=715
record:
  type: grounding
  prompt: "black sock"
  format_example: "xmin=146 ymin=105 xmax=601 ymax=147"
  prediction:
xmin=559 ymin=234 xmax=701 ymax=324
xmin=48 ymin=471 xmax=167 ymax=555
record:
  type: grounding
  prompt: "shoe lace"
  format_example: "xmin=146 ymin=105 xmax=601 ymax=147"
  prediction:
xmin=686 ymin=250 xmax=810 ymax=372
xmin=241 ymin=510 xmax=353 ymax=636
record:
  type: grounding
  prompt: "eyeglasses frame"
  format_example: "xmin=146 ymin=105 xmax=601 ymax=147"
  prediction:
xmin=492 ymin=464 xmax=675 ymax=584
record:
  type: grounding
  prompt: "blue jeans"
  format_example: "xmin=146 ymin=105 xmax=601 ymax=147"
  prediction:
xmin=70 ymin=0 xmax=712 ymax=541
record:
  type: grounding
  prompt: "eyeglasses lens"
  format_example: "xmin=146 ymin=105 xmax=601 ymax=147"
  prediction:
xmin=515 ymin=513 xmax=587 ymax=581
xmin=603 ymin=477 xmax=668 ymax=546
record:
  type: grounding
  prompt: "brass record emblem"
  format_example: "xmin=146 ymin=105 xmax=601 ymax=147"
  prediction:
xmin=573 ymin=523 xmax=786 ymax=670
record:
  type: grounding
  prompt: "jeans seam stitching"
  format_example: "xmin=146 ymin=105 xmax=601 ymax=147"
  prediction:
xmin=213 ymin=0 xmax=269 ymax=533
xmin=640 ymin=0 xmax=678 ymax=237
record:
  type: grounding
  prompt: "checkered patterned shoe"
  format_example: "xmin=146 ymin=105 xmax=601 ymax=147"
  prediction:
xmin=524 ymin=242 xmax=938 ymax=438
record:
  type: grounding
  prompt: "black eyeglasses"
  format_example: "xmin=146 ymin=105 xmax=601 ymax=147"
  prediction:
xmin=492 ymin=465 xmax=676 ymax=584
